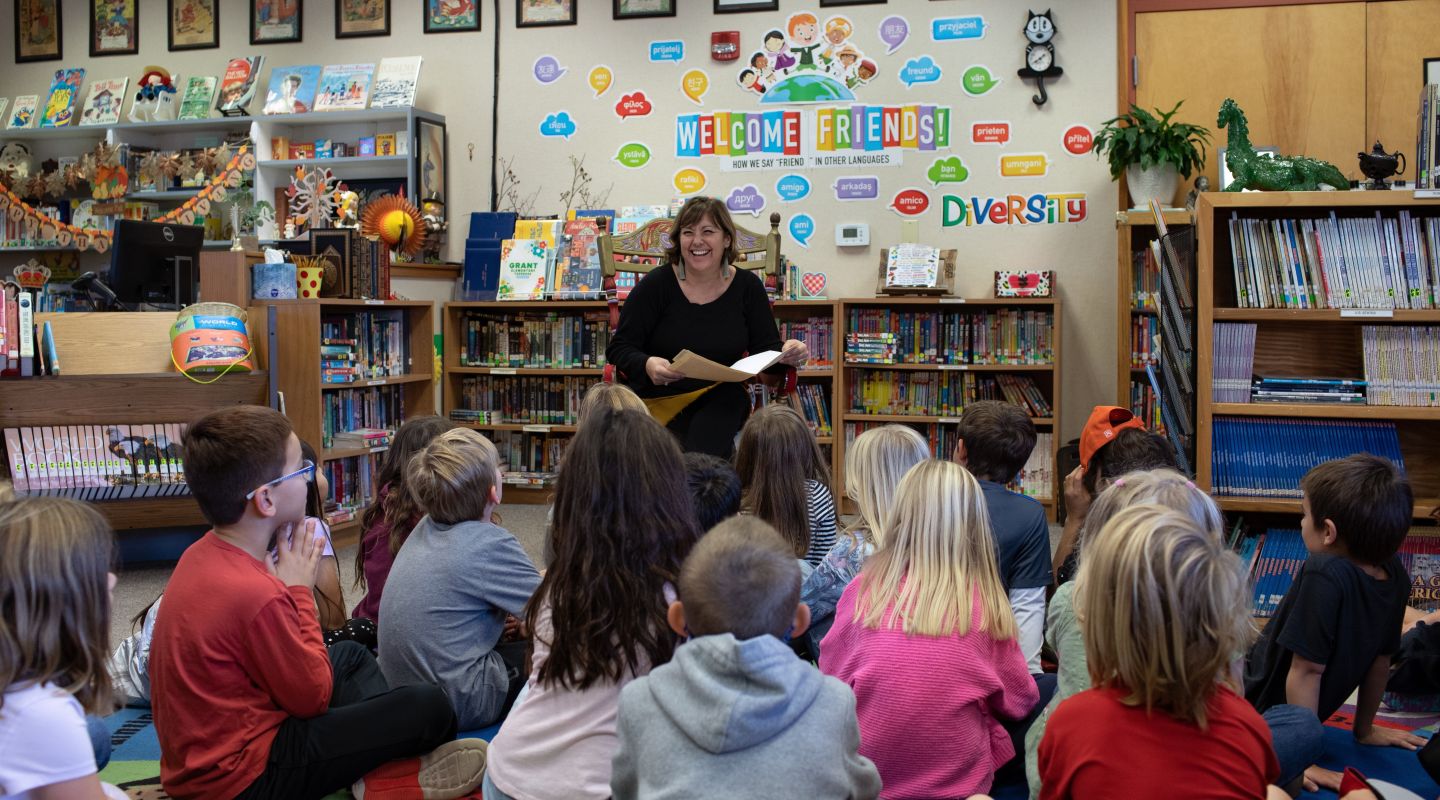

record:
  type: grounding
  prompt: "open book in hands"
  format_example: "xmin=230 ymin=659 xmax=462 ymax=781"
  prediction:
xmin=670 ymin=350 xmax=784 ymax=382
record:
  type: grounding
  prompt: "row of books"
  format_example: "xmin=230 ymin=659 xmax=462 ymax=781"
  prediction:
xmin=451 ymin=375 xmax=595 ymax=426
xmin=1129 ymin=380 xmax=1163 ymax=433
xmin=842 ymin=309 xmax=1055 ymax=366
xmin=271 ymin=132 xmax=406 ymax=161
xmin=1132 ymin=246 xmax=1161 ymax=311
xmin=1225 ymin=211 xmax=1440 ymax=310
xmin=1211 ymin=323 xmax=1258 ymax=403
xmin=456 ymin=310 xmax=611 ymax=368
xmin=1210 ymin=418 xmax=1405 ymax=498
xmin=1416 ymin=83 xmax=1440 ymax=190
xmin=1130 ymin=314 xmax=1159 ymax=368
xmin=492 ymin=430 xmax=567 ymax=487
xmin=1362 ymin=325 xmax=1440 ymax=406
xmin=847 ymin=370 xmax=1052 ymax=418
xmin=792 ymin=384 xmax=833 ymax=436
xmin=320 ymin=385 xmax=407 ymax=449
xmin=778 ymin=317 xmax=834 ymax=367
xmin=1245 ymin=526 xmax=1440 ymax=617
xmin=4 ymin=423 xmax=187 ymax=498
xmin=1 ymin=285 xmax=37 ymax=377
xmin=1249 ymin=375 xmax=1365 ymax=405
xmin=838 ymin=424 xmax=1052 ymax=501
xmin=322 ymin=451 xmax=381 ymax=521
xmin=318 ymin=311 xmax=409 ymax=381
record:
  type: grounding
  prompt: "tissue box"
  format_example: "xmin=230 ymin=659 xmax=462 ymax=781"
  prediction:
xmin=252 ymin=262 xmax=298 ymax=299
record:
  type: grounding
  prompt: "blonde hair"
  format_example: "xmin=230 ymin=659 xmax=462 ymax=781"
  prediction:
xmin=855 ymin=460 xmax=1015 ymax=639
xmin=577 ymin=382 xmax=647 ymax=427
xmin=0 ymin=496 xmax=115 ymax=715
xmin=407 ymin=428 xmax=501 ymax=525
xmin=843 ymin=425 xmax=929 ymax=549
xmin=735 ymin=404 xmax=832 ymax=558
xmin=1075 ymin=504 xmax=1252 ymax=728
xmin=1078 ymin=469 xmax=1224 ymax=564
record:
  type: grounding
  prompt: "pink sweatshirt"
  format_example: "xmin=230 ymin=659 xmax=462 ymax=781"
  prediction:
xmin=819 ymin=579 xmax=1039 ymax=799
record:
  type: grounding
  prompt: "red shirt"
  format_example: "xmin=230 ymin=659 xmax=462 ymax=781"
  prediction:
xmin=150 ymin=532 xmax=333 ymax=799
xmin=1039 ymin=684 xmax=1278 ymax=800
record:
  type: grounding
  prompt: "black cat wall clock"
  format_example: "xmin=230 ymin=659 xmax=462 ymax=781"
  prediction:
xmin=1017 ymin=9 xmax=1063 ymax=107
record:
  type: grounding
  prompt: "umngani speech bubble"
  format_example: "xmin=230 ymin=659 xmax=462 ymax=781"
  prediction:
xmin=726 ymin=185 xmax=766 ymax=216
xmin=776 ymin=174 xmax=811 ymax=203
xmin=614 ymin=142 xmax=652 ymax=168
xmin=1000 ymin=153 xmax=1050 ymax=177
xmin=681 ymin=69 xmax=709 ymax=105
xmin=891 ymin=188 xmax=931 ymax=216
xmin=972 ymin=121 xmax=1011 ymax=146
xmin=789 ymin=214 xmax=815 ymax=248
xmin=878 ymin=15 xmax=909 ymax=55
xmin=533 ymin=55 xmax=566 ymax=84
xmin=615 ymin=91 xmax=653 ymax=120
xmin=673 ymin=168 xmax=707 ymax=195
xmin=588 ymin=65 xmax=614 ymax=98
xmin=833 ymin=176 xmax=879 ymax=201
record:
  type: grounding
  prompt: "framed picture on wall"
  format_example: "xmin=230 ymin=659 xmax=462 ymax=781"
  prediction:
xmin=714 ymin=0 xmax=778 ymax=13
xmin=337 ymin=0 xmax=389 ymax=38
xmin=425 ymin=0 xmax=479 ymax=33
xmin=15 ymin=0 xmax=63 ymax=63
xmin=416 ymin=117 xmax=447 ymax=207
xmin=516 ymin=0 xmax=575 ymax=28
xmin=169 ymin=0 xmax=219 ymax=51
xmin=251 ymin=0 xmax=302 ymax=45
xmin=614 ymin=0 xmax=674 ymax=20
xmin=819 ymin=0 xmax=885 ymax=5
xmin=91 ymin=0 xmax=138 ymax=57
xmin=1426 ymin=57 xmax=1440 ymax=86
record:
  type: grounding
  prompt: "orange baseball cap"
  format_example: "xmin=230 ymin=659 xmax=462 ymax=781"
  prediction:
xmin=1079 ymin=405 xmax=1146 ymax=471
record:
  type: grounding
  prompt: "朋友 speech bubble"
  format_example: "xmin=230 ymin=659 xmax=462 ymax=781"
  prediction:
xmin=878 ymin=16 xmax=909 ymax=55
xmin=533 ymin=55 xmax=567 ymax=84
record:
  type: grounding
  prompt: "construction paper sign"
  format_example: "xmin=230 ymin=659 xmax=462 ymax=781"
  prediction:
xmin=878 ymin=16 xmax=910 ymax=55
xmin=725 ymin=184 xmax=766 ymax=216
xmin=533 ymin=55 xmax=566 ymax=84
xmin=682 ymin=69 xmax=709 ymax=105
xmin=834 ymin=176 xmax=879 ymax=201
xmin=615 ymin=91 xmax=653 ymax=120
xmin=650 ymin=40 xmax=685 ymax=63
xmin=1063 ymin=125 xmax=1094 ymax=156
xmin=962 ymin=65 xmax=1000 ymax=96
xmin=539 ymin=111 xmax=577 ymax=139
xmin=927 ymin=156 xmax=970 ymax=185
xmin=891 ymin=188 xmax=931 ymax=216
xmin=588 ymin=65 xmax=614 ymax=97
xmin=972 ymin=121 xmax=1010 ymax=145
xmin=614 ymin=142 xmax=652 ymax=168
xmin=1000 ymin=153 xmax=1050 ymax=177
xmin=932 ymin=16 xmax=987 ymax=41
xmin=899 ymin=56 xmax=942 ymax=88
xmin=673 ymin=168 xmax=707 ymax=195
xmin=789 ymin=213 xmax=815 ymax=248
xmin=775 ymin=174 xmax=811 ymax=203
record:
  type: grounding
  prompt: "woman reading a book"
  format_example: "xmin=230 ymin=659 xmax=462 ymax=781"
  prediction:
xmin=606 ymin=196 xmax=807 ymax=458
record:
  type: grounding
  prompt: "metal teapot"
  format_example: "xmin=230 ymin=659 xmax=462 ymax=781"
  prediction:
xmin=1358 ymin=141 xmax=1405 ymax=189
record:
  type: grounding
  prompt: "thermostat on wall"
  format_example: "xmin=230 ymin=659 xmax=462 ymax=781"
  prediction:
xmin=836 ymin=223 xmax=869 ymax=246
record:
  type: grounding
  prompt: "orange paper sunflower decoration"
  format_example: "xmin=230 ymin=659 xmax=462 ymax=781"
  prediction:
xmin=359 ymin=194 xmax=427 ymax=256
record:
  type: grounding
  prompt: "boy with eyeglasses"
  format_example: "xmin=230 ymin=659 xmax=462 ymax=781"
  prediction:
xmin=149 ymin=405 xmax=486 ymax=800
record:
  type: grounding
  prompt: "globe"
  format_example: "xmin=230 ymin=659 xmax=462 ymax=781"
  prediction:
xmin=760 ymin=73 xmax=855 ymax=104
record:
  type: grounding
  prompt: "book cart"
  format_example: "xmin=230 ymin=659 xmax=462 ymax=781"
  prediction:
xmin=836 ymin=297 xmax=1062 ymax=519
xmin=1116 ymin=209 xmax=1193 ymax=428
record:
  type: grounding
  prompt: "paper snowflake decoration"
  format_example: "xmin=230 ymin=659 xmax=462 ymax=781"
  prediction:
xmin=287 ymin=166 xmax=340 ymax=230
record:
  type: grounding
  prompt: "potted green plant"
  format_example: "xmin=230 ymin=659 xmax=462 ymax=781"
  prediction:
xmin=1094 ymin=100 xmax=1211 ymax=209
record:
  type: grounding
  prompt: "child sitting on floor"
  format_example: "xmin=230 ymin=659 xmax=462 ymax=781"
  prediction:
xmin=611 ymin=516 xmax=881 ymax=799
xmin=378 ymin=428 xmax=541 ymax=730
xmin=734 ymin=404 xmax=837 ymax=567
xmin=1038 ymin=504 xmax=1278 ymax=799
xmin=683 ymin=452 xmax=742 ymax=532
xmin=820 ymin=459 xmax=1039 ymax=799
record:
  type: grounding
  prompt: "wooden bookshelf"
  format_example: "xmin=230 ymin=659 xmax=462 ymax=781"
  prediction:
xmin=1195 ymin=191 xmax=1440 ymax=520
xmin=1115 ymin=209 xmax=1192 ymax=426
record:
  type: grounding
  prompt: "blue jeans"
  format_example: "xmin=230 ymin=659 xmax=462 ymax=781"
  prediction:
xmin=86 ymin=714 xmax=111 ymax=771
xmin=1262 ymin=704 xmax=1325 ymax=787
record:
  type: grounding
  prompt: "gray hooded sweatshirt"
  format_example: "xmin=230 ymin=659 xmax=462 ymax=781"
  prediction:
xmin=611 ymin=633 xmax=881 ymax=799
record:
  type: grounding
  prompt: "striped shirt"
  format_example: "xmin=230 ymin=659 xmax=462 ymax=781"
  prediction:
xmin=804 ymin=479 xmax=838 ymax=567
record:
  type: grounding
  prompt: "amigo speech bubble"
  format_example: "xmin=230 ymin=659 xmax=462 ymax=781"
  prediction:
xmin=615 ymin=91 xmax=653 ymax=120
xmin=972 ymin=121 xmax=1011 ymax=146
xmin=775 ymin=174 xmax=811 ymax=203
xmin=926 ymin=156 xmax=970 ymax=186
xmin=681 ymin=69 xmax=709 ymax=105
xmin=1000 ymin=153 xmax=1050 ymax=177
xmin=725 ymin=185 xmax=766 ymax=216
xmin=833 ymin=176 xmax=879 ymax=201
xmin=891 ymin=188 xmax=931 ymax=216
xmin=899 ymin=56 xmax=942 ymax=88
xmin=588 ymin=65 xmax=613 ymax=98
xmin=533 ymin=55 xmax=567 ymax=84
xmin=673 ymin=168 xmax=706 ymax=195
xmin=878 ymin=15 xmax=909 ymax=55
xmin=614 ymin=142 xmax=652 ymax=168
xmin=789 ymin=214 xmax=815 ymax=248
xmin=539 ymin=111 xmax=577 ymax=139
xmin=962 ymin=65 xmax=1000 ymax=96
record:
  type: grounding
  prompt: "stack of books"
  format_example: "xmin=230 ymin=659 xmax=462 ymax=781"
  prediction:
xmin=1250 ymin=376 xmax=1367 ymax=405
xmin=330 ymin=427 xmax=392 ymax=450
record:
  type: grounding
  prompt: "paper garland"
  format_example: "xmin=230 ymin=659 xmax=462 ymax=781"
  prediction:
xmin=0 ymin=145 xmax=254 ymax=252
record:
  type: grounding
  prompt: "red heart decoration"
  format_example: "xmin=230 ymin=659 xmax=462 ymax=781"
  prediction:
xmin=801 ymin=272 xmax=826 ymax=297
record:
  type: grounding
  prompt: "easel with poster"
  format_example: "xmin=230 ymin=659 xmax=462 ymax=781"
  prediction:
xmin=876 ymin=245 xmax=955 ymax=296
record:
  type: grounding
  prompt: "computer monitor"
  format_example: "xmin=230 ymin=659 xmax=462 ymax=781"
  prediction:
xmin=107 ymin=220 xmax=203 ymax=309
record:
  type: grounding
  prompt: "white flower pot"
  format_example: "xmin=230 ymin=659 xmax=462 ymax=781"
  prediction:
xmin=1126 ymin=163 xmax=1181 ymax=210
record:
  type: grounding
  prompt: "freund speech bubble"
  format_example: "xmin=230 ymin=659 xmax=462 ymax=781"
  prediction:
xmin=899 ymin=56 xmax=942 ymax=88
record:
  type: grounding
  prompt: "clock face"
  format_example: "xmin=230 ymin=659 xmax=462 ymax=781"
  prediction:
xmin=1025 ymin=15 xmax=1055 ymax=44
xmin=1027 ymin=46 xmax=1053 ymax=72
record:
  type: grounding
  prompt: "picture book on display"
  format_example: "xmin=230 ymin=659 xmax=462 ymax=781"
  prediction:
xmin=39 ymin=69 xmax=85 ymax=128
xmin=496 ymin=239 xmax=552 ymax=301
xmin=263 ymin=65 xmax=322 ymax=115
xmin=555 ymin=218 xmax=604 ymax=300
xmin=370 ymin=57 xmax=422 ymax=109
xmin=79 ymin=78 xmax=128 ymax=126
xmin=7 ymin=96 xmax=38 ymax=129
xmin=0 ymin=99 xmax=10 ymax=127
xmin=216 ymin=56 xmax=264 ymax=115
xmin=178 ymin=76 xmax=217 ymax=120
xmin=315 ymin=64 xmax=374 ymax=112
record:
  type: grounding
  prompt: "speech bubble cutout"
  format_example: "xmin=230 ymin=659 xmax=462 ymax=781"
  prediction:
xmin=1000 ymin=153 xmax=1050 ymax=177
xmin=878 ymin=15 xmax=909 ymax=55
xmin=539 ymin=111 xmax=577 ymax=139
xmin=615 ymin=91 xmax=653 ymax=120
xmin=775 ymin=174 xmax=811 ymax=203
xmin=898 ymin=56 xmax=942 ymax=88
xmin=789 ymin=214 xmax=815 ymax=248
xmin=1063 ymin=124 xmax=1094 ymax=156
xmin=650 ymin=40 xmax=685 ymax=63
xmin=962 ymin=65 xmax=1000 ymax=96
xmin=614 ymin=142 xmax=652 ymax=169
xmin=932 ymin=16 xmax=987 ymax=41
xmin=833 ymin=176 xmax=880 ymax=201
xmin=725 ymin=185 xmax=766 ymax=217
xmin=588 ymin=65 xmax=614 ymax=98
xmin=533 ymin=55 xmax=567 ymax=84
xmin=926 ymin=156 xmax=970 ymax=186
xmin=681 ymin=69 xmax=709 ymax=105
xmin=972 ymin=121 xmax=1011 ymax=146
xmin=891 ymin=188 xmax=931 ymax=217
xmin=673 ymin=168 xmax=707 ymax=195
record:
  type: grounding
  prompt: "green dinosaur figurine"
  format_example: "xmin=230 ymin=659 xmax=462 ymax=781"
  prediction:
xmin=1216 ymin=98 xmax=1351 ymax=192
